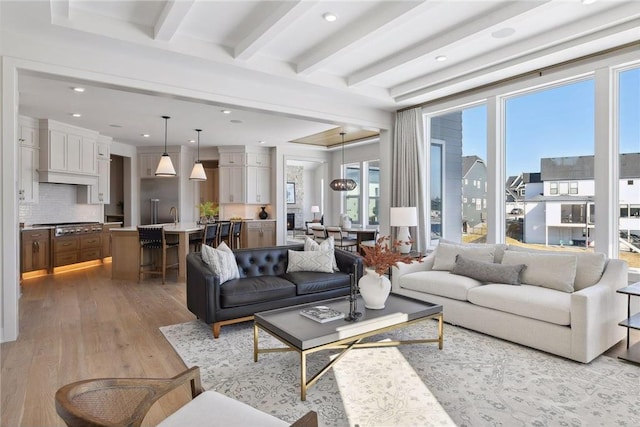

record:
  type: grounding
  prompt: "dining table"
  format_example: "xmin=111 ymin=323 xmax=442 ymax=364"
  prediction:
xmin=341 ymin=227 xmax=378 ymax=254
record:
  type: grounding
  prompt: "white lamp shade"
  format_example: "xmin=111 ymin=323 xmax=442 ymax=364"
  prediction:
xmin=155 ymin=154 xmax=176 ymax=176
xmin=311 ymin=205 xmax=320 ymax=213
xmin=390 ymin=207 xmax=418 ymax=226
xmin=189 ymin=162 xmax=207 ymax=181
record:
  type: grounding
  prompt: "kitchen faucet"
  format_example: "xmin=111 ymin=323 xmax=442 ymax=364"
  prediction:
xmin=170 ymin=206 xmax=178 ymax=225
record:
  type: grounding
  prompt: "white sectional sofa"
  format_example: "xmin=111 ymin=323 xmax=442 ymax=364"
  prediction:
xmin=391 ymin=241 xmax=628 ymax=363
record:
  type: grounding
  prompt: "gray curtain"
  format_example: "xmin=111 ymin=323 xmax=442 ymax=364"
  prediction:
xmin=392 ymin=108 xmax=427 ymax=252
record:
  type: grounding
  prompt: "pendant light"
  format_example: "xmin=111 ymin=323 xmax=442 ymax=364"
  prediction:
xmin=155 ymin=115 xmax=176 ymax=176
xmin=330 ymin=132 xmax=357 ymax=191
xmin=189 ymin=128 xmax=207 ymax=181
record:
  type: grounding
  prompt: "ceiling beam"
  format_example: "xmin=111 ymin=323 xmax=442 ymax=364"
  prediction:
xmin=234 ymin=1 xmax=317 ymax=61
xmin=347 ymin=0 xmax=549 ymax=87
xmin=391 ymin=6 xmax=640 ymax=102
xmin=154 ymin=0 xmax=195 ymax=42
xmin=295 ymin=0 xmax=432 ymax=76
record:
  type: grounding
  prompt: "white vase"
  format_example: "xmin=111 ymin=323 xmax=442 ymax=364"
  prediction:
xmin=358 ymin=268 xmax=391 ymax=309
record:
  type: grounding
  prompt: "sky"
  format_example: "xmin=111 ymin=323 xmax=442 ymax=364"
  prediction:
xmin=462 ymin=67 xmax=640 ymax=177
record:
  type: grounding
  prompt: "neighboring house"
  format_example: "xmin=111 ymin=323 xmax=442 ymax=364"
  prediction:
xmin=524 ymin=153 xmax=640 ymax=248
xmin=461 ymin=156 xmax=487 ymax=230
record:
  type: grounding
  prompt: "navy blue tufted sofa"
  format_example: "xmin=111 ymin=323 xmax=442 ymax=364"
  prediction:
xmin=186 ymin=244 xmax=363 ymax=338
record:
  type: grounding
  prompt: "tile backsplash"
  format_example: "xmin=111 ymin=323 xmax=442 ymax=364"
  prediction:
xmin=19 ymin=183 xmax=102 ymax=225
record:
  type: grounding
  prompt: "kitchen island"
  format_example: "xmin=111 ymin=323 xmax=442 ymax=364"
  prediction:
xmin=110 ymin=222 xmax=203 ymax=282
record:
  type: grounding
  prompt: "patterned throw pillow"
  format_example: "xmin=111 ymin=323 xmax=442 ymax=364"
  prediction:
xmin=452 ymin=255 xmax=526 ymax=285
xmin=286 ymin=250 xmax=334 ymax=273
xmin=304 ymin=236 xmax=338 ymax=271
xmin=200 ymin=242 xmax=240 ymax=284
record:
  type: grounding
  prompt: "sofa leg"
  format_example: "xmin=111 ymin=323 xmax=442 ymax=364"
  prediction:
xmin=212 ymin=323 xmax=221 ymax=338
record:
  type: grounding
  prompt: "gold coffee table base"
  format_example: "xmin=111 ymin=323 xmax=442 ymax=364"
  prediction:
xmin=254 ymin=312 xmax=443 ymax=401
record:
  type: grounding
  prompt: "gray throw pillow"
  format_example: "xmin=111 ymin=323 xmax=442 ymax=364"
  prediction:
xmin=451 ymin=255 xmax=526 ymax=285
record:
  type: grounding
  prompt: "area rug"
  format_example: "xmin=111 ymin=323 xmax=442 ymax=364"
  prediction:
xmin=160 ymin=320 xmax=640 ymax=427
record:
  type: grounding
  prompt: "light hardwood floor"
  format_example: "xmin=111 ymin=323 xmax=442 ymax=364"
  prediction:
xmin=1 ymin=262 xmax=196 ymax=426
xmin=2 ymin=262 xmax=638 ymax=426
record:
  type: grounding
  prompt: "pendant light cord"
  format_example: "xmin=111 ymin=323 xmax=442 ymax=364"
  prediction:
xmin=162 ymin=115 xmax=170 ymax=155
xmin=340 ymin=132 xmax=346 ymax=177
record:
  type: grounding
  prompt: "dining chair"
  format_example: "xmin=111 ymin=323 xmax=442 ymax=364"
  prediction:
xmin=230 ymin=221 xmax=243 ymax=249
xmin=217 ymin=221 xmax=231 ymax=247
xmin=325 ymin=226 xmax=358 ymax=251
xmin=201 ymin=223 xmax=220 ymax=248
xmin=137 ymin=226 xmax=179 ymax=284
xmin=310 ymin=225 xmax=327 ymax=242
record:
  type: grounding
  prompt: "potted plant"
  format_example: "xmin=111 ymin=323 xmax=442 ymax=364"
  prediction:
xmin=198 ymin=201 xmax=219 ymax=223
xmin=359 ymin=236 xmax=423 ymax=309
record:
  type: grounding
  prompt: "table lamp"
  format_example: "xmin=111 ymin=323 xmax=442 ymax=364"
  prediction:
xmin=390 ymin=207 xmax=418 ymax=254
xmin=311 ymin=205 xmax=320 ymax=221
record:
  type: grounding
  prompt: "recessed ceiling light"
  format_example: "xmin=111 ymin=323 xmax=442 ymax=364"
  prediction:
xmin=259 ymin=140 xmax=266 ymax=144
xmin=72 ymin=87 xmax=85 ymax=93
xmin=71 ymin=113 xmax=82 ymax=118
xmin=435 ymin=55 xmax=447 ymax=62
xmin=492 ymin=27 xmax=516 ymax=39
xmin=322 ymin=12 xmax=337 ymax=22
xmin=230 ymin=119 xmax=243 ymax=124
xmin=582 ymin=0 xmax=596 ymax=4
xmin=221 ymin=109 xmax=231 ymax=114
xmin=141 ymin=133 xmax=150 ymax=138
xmin=189 ymin=139 xmax=196 ymax=144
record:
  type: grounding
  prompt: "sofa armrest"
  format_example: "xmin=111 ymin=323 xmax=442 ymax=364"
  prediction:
xmin=334 ymin=248 xmax=363 ymax=280
xmin=391 ymin=251 xmax=435 ymax=292
xmin=570 ymin=258 xmax=627 ymax=362
xmin=186 ymin=253 xmax=221 ymax=324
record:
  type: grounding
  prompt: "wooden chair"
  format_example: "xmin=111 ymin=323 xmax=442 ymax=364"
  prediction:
xmin=310 ymin=225 xmax=327 ymax=242
xmin=325 ymin=226 xmax=358 ymax=251
xmin=230 ymin=221 xmax=243 ymax=249
xmin=201 ymin=223 xmax=220 ymax=248
xmin=55 ymin=366 xmax=318 ymax=427
xmin=137 ymin=226 xmax=179 ymax=284
xmin=55 ymin=367 xmax=203 ymax=427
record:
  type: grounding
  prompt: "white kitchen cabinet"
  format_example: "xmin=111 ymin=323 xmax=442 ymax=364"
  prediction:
xmin=78 ymin=158 xmax=110 ymax=204
xmin=219 ymin=152 xmax=246 ymax=166
xmin=246 ymin=166 xmax=271 ymax=204
xmin=39 ymin=119 xmax=99 ymax=185
xmin=219 ymin=166 xmax=245 ymax=203
xmin=18 ymin=116 xmax=39 ymax=203
xmin=246 ymin=152 xmax=270 ymax=167
xmin=139 ymin=152 xmax=180 ymax=177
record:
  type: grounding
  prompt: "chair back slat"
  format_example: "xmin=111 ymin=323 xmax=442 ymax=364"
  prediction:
xmin=202 ymin=223 xmax=219 ymax=246
xmin=137 ymin=226 xmax=164 ymax=247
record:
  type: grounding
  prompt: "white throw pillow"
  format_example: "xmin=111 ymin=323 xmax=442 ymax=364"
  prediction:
xmin=501 ymin=251 xmax=577 ymax=293
xmin=432 ymin=241 xmax=495 ymax=271
xmin=304 ymin=236 xmax=338 ymax=271
xmin=200 ymin=242 xmax=240 ymax=284
xmin=286 ymin=250 xmax=334 ymax=273
xmin=507 ymin=245 xmax=606 ymax=290
xmin=440 ymin=238 xmax=508 ymax=263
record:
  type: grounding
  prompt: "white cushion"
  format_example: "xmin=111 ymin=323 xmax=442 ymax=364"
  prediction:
xmin=201 ymin=242 xmax=240 ymax=284
xmin=158 ymin=390 xmax=288 ymax=427
xmin=304 ymin=236 xmax=338 ymax=271
xmin=467 ymin=284 xmax=571 ymax=326
xmin=440 ymin=239 xmax=508 ymax=263
xmin=508 ymin=245 xmax=606 ymax=290
xmin=432 ymin=241 xmax=495 ymax=271
xmin=501 ymin=251 xmax=577 ymax=293
xmin=399 ymin=270 xmax=482 ymax=301
xmin=286 ymin=250 xmax=334 ymax=273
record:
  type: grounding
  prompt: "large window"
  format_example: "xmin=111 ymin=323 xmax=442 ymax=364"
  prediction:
xmin=343 ymin=160 xmax=379 ymax=228
xmin=505 ymin=79 xmax=595 ymax=248
xmin=618 ymin=66 xmax=640 ymax=270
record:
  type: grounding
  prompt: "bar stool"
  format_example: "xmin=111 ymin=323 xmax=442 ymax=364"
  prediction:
xmin=202 ymin=223 xmax=220 ymax=248
xmin=137 ymin=226 xmax=179 ymax=284
xmin=310 ymin=225 xmax=327 ymax=242
xmin=230 ymin=221 xmax=243 ymax=249
xmin=217 ymin=221 xmax=231 ymax=247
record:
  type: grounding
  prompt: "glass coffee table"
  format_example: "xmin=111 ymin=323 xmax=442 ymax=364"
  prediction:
xmin=253 ymin=294 xmax=443 ymax=400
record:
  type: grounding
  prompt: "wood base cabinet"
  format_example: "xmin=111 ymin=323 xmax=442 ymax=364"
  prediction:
xmin=241 ymin=221 xmax=275 ymax=248
xmin=21 ymin=229 xmax=51 ymax=273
